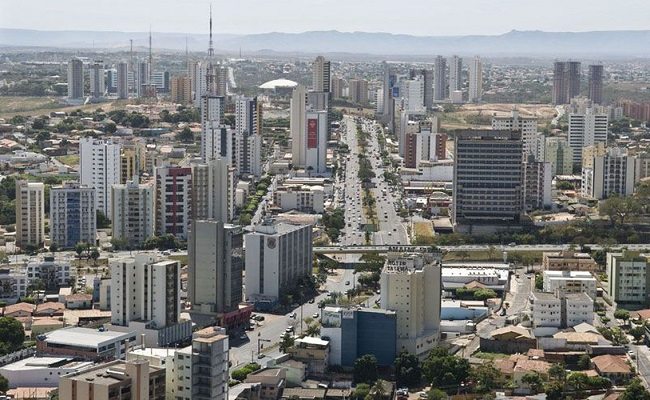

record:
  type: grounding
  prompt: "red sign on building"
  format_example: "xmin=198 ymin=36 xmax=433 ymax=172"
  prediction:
xmin=307 ymin=118 xmax=318 ymax=149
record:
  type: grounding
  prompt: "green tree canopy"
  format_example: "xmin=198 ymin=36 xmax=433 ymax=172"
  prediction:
xmin=353 ymin=354 xmax=378 ymax=384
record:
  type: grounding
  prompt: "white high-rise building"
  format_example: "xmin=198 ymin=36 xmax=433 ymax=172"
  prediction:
xmin=50 ymin=182 xmax=96 ymax=249
xmin=291 ymin=85 xmax=308 ymax=168
xmin=191 ymin=158 xmax=235 ymax=223
xmin=582 ymin=147 xmax=640 ymax=200
xmin=111 ymin=180 xmax=155 ymax=247
xmin=433 ymin=55 xmax=446 ymax=101
xmin=523 ymin=155 xmax=553 ymax=211
xmin=15 ymin=181 xmax=45 ymax=248
xmin=201 ymin=95 xmax=227 ymax=162
xmin=79 ymin=137 xmax=122 ymax=216
xmin=188 ymin=220 xmax=243 ymax=316
xmin=67 ymin=58 xmax=84 ymax=100
xmin=155 ymin=166 xmax=192 ymax=240
xmin=110 ymin=254 xmax=181 ymax=328
xmin=468 ymin=56 xmax=483 ymax=103
xmin=304 ymin=110 xmax=328 ymax=174
xmin=401 ymin=79 xmax=425 ymax=113
xmin=234 ymin=96 xmax=263 ymax=177
xmin=492 ymin=110 xmax=539 ymax=157
xmin=448 ymin=55 xmax=462 ymax=93
xmin=312 ymin=56 xmax=331 ymax=92
xmin=380 ymin=253 xmax=441 ymax=358
xmin=568 ymin=108 xmax=608 ymax=165
xmin=89 ymin=60 xmax=105 ymax=99
xmin=191 ymin=61 xmax=208 ymax=103
xmin=116 ymin=62 xmax=129 ymax=99
xmin=244 ymin=223 xmax=313 ymax=303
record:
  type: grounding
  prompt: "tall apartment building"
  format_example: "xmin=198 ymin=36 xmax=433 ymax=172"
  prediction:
xmin=155 ymin=166 xmax=192 ymax=239
xmin=89 ymin=60 xmax=105 ymax=99
xmin=544 ymin=137 xmax=573 ymax=176
xmin=401 ymin=79 xmax=425 ymax=113
xmin=191 ymin=61 xmax=208 ymax=103
xmin=380 ymin=62 xmax=397 ymax=129
xmin=170 ymin=75 xmax=192 ymax=105
xmin=380 ymin=253 xmax=441 ymax=358
xmin=174 ymin=327 xmax=230 ymax=400
xmin=304 ymin=110 xmax=328 ymax=174
xmin=121 ymin=140 xmax=146 ymax=183
xmin=312 ymin=56 xmax=331 ymax=92
xmin=200 ymin=95 xmax=226 ymax=161
xmin=348 ymin=79 xmax=369 ymax=105
xmin=522 ymin=155 xmax=552 ymax=211
xmin=491 ymin=110 xmax=539 ymax=158
xmin=409 ymin=69 xmax=433 ymax=109
xmin=582 ymin=147 xmax=640 ymax=200
xmin=188 ymin=220 xmax=243 ymax=316
xmin=244 ymin=223 xmax=313 ymax=304
xmin=117 ymin=62 xmax=129 ymax=99
xmin=136 ymin=61 xmax=151 ymax=98
xmin=234 ymin=96 xmax=263 ymax=176
xmin=404 ymin=131 xmax=447 ymax=168
xmin=67 ymin=57 xmax=84 ymax=100
xmin=607 ymin=252 xmax=650 ymax=305
xmin=468 ymin=56 xmax=483 ymax=103
xmin=568 ymin=108 xmax=608 ymax=165
xmin=331 ymin=77 xmax=344 ymax=99
xmin=59 ymin=359 xmax=166 ymax=400
xmin=191 ymin=158 xmax=234 ymax=223
xmin=582 ymin=143 xmax=608 ymax=170
xmin=15 ymin=181 xmax=45 ymax=248
xmin=529 ymin=292 xmax=593 ymax=329
xmin=50 ymin=182 xmax=96 ymax=248
xmin=79 ymin=137 xmax=122 ymax=216
xmin=111 ymin=180 xmax=155 ymax=247
xmin=433 ymin=56 xmax=447 ymax=101
xmin=588 ymin=64 xmax=604 ymax=105
xmin=110 ymin=255 xmax=181 ymax=328
xmin=215 ymin=64 xmax=228 ymax=97
xmin=452 ymin=130 xmax=523 ymax=231
xmin=553 ymin=61 xmax=581 ymax=105
xmin=448 ymin=55 xmax=462 ymax=93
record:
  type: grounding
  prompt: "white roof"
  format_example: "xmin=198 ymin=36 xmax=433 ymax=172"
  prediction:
xmin=43 ymin=327 xmax=133 ymax=349
xmin=0 ymin=356 xmax=93 ymax=371
xmin=259 ymin=79 xmax=298 ymax=89
xmin=297 ymin=336 xmax=329 ymax=346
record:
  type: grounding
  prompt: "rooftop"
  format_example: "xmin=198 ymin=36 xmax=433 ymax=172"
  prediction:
xmin=41 ymin=327 xmax=133 ymax=349
xmin=592 ymin=355 xmax=632 ymax=374
xmin=1 ymin=356 xmax=93 ymax=372
xmin=259 ymin=79 xmax=298 ymax=89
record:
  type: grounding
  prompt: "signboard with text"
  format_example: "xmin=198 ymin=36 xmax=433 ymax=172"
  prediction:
xmin=307 ymin=118 xmax=318 ymax=149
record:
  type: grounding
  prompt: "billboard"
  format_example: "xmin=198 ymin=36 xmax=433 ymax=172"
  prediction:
xmin=307 ymin=118 xmax=318 ymax=149
xmin=321 ymin=309 xmax=341 ymax=328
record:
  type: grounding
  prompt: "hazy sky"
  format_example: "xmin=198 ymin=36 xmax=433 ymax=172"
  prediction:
xmin=1 ymin=0 xmax=648 ymax=36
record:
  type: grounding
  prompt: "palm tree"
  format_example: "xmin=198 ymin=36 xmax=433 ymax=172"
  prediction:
xmin=305 ymin=323 xmax=320 ymax=337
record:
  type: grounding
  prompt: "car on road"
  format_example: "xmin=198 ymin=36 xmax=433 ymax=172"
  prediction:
xmin=312 ymin=313 xmax=320 ymax=319
xmin=239 ymin=334 xmax=248 ymax=340
xmin=308 ymin=299 xmax=315 ymax=304
xmin=345 ymin=281 xmax=350 ymax=285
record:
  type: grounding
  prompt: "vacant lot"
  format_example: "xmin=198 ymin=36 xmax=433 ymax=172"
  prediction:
xmin=441 ymin=103 xmax=557 ymax=131
xmin=414 ymin=221 xmax=435 ymax=241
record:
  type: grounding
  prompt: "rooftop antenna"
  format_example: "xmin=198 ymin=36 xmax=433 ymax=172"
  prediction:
xmin=206 ymin=4 xmax=216 ymax=95
xmin=148 ymin=26 xmax=153 ymax=85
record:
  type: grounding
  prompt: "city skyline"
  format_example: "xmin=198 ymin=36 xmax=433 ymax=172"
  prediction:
xmin=1 ymin=0 xmax=649 ymax=36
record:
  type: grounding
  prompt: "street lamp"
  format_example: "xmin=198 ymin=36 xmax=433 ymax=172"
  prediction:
xmin=257 ymin=338 xmax=271 ymax=360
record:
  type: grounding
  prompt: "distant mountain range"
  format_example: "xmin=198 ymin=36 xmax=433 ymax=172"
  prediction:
xmin=1 ymin=28 xmax=650 ymax=57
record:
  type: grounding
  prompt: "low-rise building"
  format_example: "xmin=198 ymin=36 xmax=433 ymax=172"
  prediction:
xmin=0 ymin=356 xmax=93 ymax=388
xmin=320 ymin=306 xmax=396 ymax=367
xmin=592 ymin=355 xmax=634 ymax=384
xmin=542 ymin=251 xmax=598 ymax=271
xmin=245 ymin=368 xmax=286 ymax=400
xmin=286 ymin=337 xmax=329 ymax=375
xmin=441 ymin=264 xmax=510 ymax=293
xmin=530 ymin=292 xmax=593 ymax=330
xmin=273 ymin=185 xmax=325 ymax=213
xmin=542 ymin=270 xmax=597 ymax=299
xmin=36 ymin=326 xmax=136 ymax=361
xmin=58 ymin=359 xmax=166 ymax=400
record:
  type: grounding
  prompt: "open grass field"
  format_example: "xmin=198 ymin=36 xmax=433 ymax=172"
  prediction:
xmin=414 ymin=221 xmax=435 ymax=241
xmin=0 ymin=96 xmax=122 ymax=119
xmin=443 ymin=250 xmax=543 ymax=263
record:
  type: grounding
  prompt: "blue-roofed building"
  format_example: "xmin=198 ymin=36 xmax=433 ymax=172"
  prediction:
xmin=320 ymin=306 xmax=396 ymax=367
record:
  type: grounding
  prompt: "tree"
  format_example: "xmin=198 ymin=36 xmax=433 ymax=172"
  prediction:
xmin=631 ymin=326 xmax=646 ymax=343
xmin=279 ymin=333 xmax=295 ymax=353
xmin=621 ymin=378 xmax=650 ymax=400
xmin=306 ymin=323 xmax=320 ymax=337
xmin=599 ymin=196 xmax=642 ymax=226
xmin=395 ymin=352 xmax=421 ymax=388
xmin=90 ymin=248 xmax=100 ymax=267
xmin=422 ymin=350 xmax=470 ymax=388
xmin=567 ymin=372 xmax=590 ymax=391
xmin=354 ymin=354 xmax=378 ymax=384
xmin=521 ymin=372 xmax=544 ymax=394
xmin=0 ymin=317 xmax=25 ymax=355
xmin=544 ymin=381 xmax=565 ymax=400
xmin=576 ymin=354 xmax=592 ymax=370
xmin=548 ymin=363 xmax=567 ymax=383
xmin=426 ymin=388 xmax=446 ymax=400
xmin=366 ymin=380 xmax=387 ymax=400
xmin=470 ymin=364 xmax=504 ymax=394
xmin=0 ymin=373 xmax=7 ymax=394
xmin=176 ymin=126 xmax=194 ymax=143
xmin=614 ymin=309 xmax=631 ymax=324
xmin=534 ymin=274 xmax=543 ymax=290
xmin=352 ymin=384 xmax=370 ymax=400
xmin=474 ymin=288 xmax=498 ymax=301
